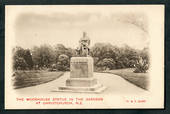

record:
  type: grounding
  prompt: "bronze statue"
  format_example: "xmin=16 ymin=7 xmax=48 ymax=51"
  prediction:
xmin=76 ymin=32 xmax=90 ymax=57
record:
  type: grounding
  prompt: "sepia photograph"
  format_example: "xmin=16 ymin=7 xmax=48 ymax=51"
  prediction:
xmin=5 ymin=5 xmax=164 ymax=109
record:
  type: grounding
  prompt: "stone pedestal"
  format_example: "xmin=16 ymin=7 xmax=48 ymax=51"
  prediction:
xmin=55 ymin=57 xmax=106 ymax=93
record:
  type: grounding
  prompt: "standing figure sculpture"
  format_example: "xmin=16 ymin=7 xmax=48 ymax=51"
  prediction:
xmin=76 ymin=32 xmax=90 ymax=57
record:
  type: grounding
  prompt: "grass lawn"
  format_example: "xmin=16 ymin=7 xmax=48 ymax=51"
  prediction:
xmin=103 ymin=68 xmax=149 ymax=90
xmin=12 ymin=70 xmax=64 ymax=89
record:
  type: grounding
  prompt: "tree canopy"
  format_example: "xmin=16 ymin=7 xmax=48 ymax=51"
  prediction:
xmin=12 ymin=43 xmax=149 ymax=72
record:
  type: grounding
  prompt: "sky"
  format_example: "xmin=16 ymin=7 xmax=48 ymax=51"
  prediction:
xmin=9 ymin=6 xmax=149 ymax=50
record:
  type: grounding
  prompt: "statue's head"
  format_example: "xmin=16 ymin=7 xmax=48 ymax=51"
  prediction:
xmin=80 ymin=32 xmax=90 ymax=47
xmin=83 ymin=32 xmax=87 ymax=37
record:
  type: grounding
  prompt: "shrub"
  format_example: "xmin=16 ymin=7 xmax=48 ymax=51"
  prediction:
xmin=13 ymin=57 xmax=28 ymax=70
xmin=134 ymin=57 xmax=149 ymax=73
xmin=48 ymin=64 xmax=57 ymax=71
xmin=115 ymin=61 xmax=125 ymax=69
xmin=56 ymin=54 xmax=69 ymax=71
xmin=96 ymin=58 xmax=116 ymax=70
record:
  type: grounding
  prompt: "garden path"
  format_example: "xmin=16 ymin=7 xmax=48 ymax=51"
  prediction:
xmin=15 ymin=72 xmax=149 ymax=96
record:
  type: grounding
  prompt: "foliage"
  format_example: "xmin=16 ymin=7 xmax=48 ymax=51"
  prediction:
xmin=31 ymin=44 xmax=55 ymax=69
xmin=13 ymin=57 xmax=28 ymax=70
xmin=96 ymin=58 xmax=116 ymax=70
xmin=91 ymin=43 xmax=149 ymax=72
xmin=13 ymin=47 xmax=33 ymax=70
xmin=134 ymin=56 xmax=149 ymax=73
xmin=12 ymin=43 xmax=149 ymax=72
xmin=91 ymin=43 xmax=119 ymax=60
xmin=54 ymin=44 xmax=76 ymax=60
xmin=24 ymin=49 xmax=34 ymax=69
xmin=56 ymin=54 xmax=70 ymax=71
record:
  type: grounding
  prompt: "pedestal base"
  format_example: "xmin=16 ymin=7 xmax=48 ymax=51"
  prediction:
xmin=53 ymin=57 xmax=106 ymax=93
xmin=53 ymin=84 xmax=106 ymax=93
xmin=66 ymin=78 xmax=97 ymax=87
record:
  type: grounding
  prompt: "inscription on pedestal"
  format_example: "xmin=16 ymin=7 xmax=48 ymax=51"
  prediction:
xmin=70 ymin=57 xmax=93 ymax=78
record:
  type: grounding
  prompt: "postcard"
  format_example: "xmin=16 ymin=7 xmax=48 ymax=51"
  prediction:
xmin=5 ymin=5 xmax=164 ymax=109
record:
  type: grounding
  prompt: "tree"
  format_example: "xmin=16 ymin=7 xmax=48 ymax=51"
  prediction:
xmin=139 ymin=47 xmax=149 ymax=65
xmin=65 ymin=48 xmax=76 ymax=58
xmin=31 ymin=44 xmax=55 ymax=69
xmin=91 ymin=43 xmax=122 ymax=69
xmin=91 ymin=43 xmax=117 ymax=58
xmin=115 ymin=45 xmax=139 ymax=68
xmin=115 ymin=61 xmax=125 ymax=69
xmin=91 ymin=43 xmax=111 ymax=60
xmin=23 ymin=49 xmax=34 ymax=70
xmin=54 ymin=44 xmax=67 ymax=61
xmin=13 ymin=47 xmax=29 ymax=70
xmin=91 ymin=43 xmax=147 ymax=70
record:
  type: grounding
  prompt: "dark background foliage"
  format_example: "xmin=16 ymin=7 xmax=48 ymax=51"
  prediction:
xmin=12 ymin=43 xmax=149 ymax=72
